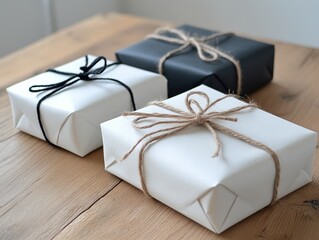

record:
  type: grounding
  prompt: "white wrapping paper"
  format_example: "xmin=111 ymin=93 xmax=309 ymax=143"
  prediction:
xmin=7 ymin=55 xmax=167 ymax=156
xmin=101 ymin=85 xmax=317 ymax=233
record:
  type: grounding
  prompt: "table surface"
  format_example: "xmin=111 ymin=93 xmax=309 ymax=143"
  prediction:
xmin=0 ymin=13 xmax=318 ymax=240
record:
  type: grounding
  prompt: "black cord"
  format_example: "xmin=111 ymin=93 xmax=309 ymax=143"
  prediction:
xmin=29 ymin=55 xmax=136 ymax=146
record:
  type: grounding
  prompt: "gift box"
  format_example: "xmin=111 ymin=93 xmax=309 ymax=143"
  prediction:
xmin=116 ymin=25 xmax=275 ymax=97
xmin=101 ymin=85 xmax=317 ymax=233
xmin=7 ymin=55 xmax=167 ymax=156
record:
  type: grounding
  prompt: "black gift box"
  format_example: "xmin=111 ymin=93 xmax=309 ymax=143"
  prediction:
xmin=116 ymin=25 xmax=274 ymax=97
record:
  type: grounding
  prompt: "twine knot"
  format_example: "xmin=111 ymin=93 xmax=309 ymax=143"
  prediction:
xmin=187 ymin=37 xmax=201 ymax=48
xmin=195 ymin=113 xmax=204 ymax=125
xmin=78 ymin=72 xmax=91 ymax=80
xmin=148 ymin=27 xmax=242 ymax=94
xmin=188 ymin=37 xmax=197 ymax=43
xmin=78 ymin=66 xmax=92 ymax=80
xmin=121 ymin=90 xmax=280 ymax=205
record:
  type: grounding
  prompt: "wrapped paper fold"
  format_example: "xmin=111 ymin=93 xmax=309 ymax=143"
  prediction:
xmin=101 ymin=85 xmax=317 ymax=233
xmin=7 ymin=55 xmax=167 ymax=156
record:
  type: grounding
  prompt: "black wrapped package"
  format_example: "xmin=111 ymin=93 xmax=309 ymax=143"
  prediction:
xmin=116 ymin=25 xmax=274 ymax=97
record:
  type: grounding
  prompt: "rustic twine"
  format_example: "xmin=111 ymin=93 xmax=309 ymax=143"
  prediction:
xmin=148 ymin=27 xmax=242 ymax=94
xmin=120 ymin=91 xmax=280 ymax=205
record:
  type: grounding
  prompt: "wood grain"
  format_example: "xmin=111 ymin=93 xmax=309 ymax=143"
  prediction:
xmin=53 ymin=182 xmax=319 ymax=240
xmin=0 ymin=92 xmax=121 ymax=240
xmin=0 ymin=12 xmax=318 ymax=240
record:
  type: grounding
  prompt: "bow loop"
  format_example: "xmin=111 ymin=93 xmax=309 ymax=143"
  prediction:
xmin=83 ymin=56 xmax=107 ymax=74
xmin=148 ymin=27 xmax=242 ymax=94
xmin=186 ymin=91 xmax=210 ymax=114
xmin=29 ymin=78 xmax=76 ymax=92
xmin=152 ymin=27 xmax=188 ymax=43
xmin=78 ymin=56 xmax=107 ymax=80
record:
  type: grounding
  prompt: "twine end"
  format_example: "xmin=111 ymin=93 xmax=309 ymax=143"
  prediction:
xmin=270 ymin=199 xmax=276 ymax=206
xmin=122 ymin=111 xmax=130 ymax=117
xmin=117 ymin=153 xmax=129 ymax=163
xmin=116 ymin=158 xmax=123 ymax=163
xmin=212 ymin=152 xmax=219 ymax=158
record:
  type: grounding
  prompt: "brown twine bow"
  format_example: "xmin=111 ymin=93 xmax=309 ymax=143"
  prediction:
xmin=148 ymin=27 xmax=242 ymax=94
xmin=120 ymin=91 xmax=280 ymax=205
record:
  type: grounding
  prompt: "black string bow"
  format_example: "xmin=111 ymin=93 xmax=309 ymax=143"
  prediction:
xmin=29 ymin=55 xmax=136 ymax=146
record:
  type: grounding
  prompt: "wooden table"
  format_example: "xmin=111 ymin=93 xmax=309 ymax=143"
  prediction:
xmin=0 ymin=13 xmax=318 ymax=240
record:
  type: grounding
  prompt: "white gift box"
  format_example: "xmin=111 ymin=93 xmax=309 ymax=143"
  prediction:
xmin=101 ymin=85 xmax=317 ymax=233
xmin=7 ymin=55 xmax=167 ymax=156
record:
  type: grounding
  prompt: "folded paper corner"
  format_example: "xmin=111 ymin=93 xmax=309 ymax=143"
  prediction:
xmin=56 ymin=112 xmax=102 ymax=156
xmin=197 ymin=184 xmax=237 ymax=233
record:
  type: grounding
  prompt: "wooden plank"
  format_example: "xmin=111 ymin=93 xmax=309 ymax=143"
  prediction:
xmin=53 ymin=181 xmax=215 ymax=240
xmin=53 ymin=180 xmax=319 ymax=240
xmin=251 ymin=42 xmax=319 ymax=132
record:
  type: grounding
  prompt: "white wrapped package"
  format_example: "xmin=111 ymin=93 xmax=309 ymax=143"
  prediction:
xmin=101 ymin=85 xmax=317 ymax=233
xmin=7 ymin=55 xmax=167 ymax=156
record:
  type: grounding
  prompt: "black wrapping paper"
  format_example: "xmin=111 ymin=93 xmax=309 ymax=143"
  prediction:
xmin=116 ymin=25 xmax=274 ymax=97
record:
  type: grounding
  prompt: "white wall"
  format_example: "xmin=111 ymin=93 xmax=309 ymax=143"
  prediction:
xmin=121 ymin=0 xmax=319 ymax=49
xmin=1 ymin=0 xmax=318 ymax=58
xmin=52 ymin=0 xmax=120 ymax=30
xmin=0 ymin=0 xmax=47 ymax=57
xmin=0 ymin=0 xmax=119 ymax=57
